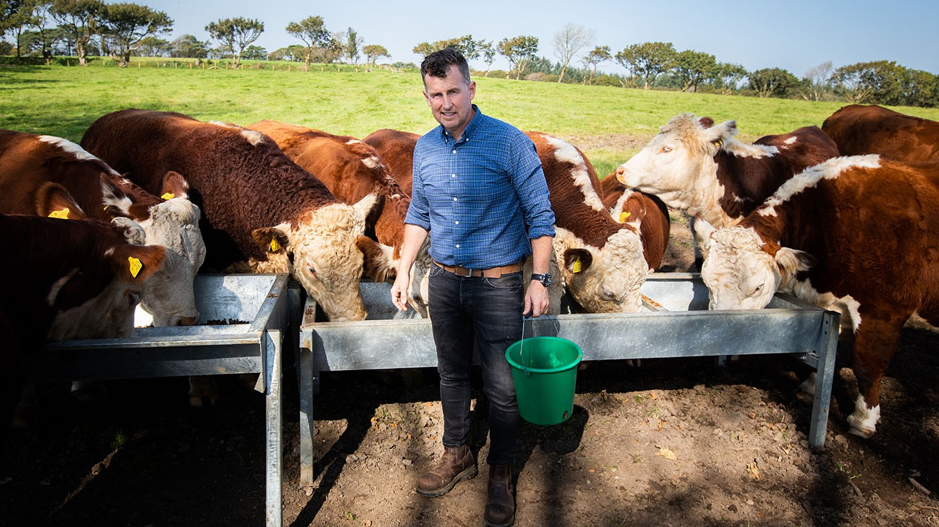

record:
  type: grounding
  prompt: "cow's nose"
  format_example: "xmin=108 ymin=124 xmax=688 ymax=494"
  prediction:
xmin=614 ymin=165 xmax=626 ymax=183
xmin=175 ymin=316 xmax=198 ymax=326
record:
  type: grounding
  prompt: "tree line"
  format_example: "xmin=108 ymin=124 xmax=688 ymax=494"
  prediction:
xmin=2 ymin=4 xmax=937 ymax=108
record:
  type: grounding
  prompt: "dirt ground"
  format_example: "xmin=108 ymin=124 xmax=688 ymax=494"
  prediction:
xmin=3 ymin=216 xmax=939 ymax=527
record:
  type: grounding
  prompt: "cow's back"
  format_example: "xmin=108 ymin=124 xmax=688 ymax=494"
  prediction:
xmin=363 ymin=129 xmax=420 ymax=196
xmin=822 ymin=104 xmax=939 ymax=162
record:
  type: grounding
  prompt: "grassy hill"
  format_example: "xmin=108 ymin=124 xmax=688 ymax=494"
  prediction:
xmin=3 ymin=60 xmax=938 ymax=176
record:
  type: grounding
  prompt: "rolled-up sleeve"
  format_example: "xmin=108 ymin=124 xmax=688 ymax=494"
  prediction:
xmin=510 ymin=134 xmax=556 ymax=239
xmin=404 ymin=143 xmax=431 ymax=231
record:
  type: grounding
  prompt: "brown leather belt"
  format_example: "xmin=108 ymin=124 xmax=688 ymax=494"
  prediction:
xmin=433 ymin=260 xmax=523 ymax=278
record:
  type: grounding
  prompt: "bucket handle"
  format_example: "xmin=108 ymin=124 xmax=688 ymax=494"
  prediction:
xmin=520 ymin=315 xmax=561 ymax=376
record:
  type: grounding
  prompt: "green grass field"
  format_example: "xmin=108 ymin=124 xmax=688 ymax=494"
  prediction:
xmin=3 ymin=60 xmax=939 ymax=176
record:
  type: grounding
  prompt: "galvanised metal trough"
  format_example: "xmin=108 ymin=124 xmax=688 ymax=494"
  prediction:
xmin=33 ymin=273 xmax=291 ymax=527
xmin=297 ymin=273 xmax=840 ymax=486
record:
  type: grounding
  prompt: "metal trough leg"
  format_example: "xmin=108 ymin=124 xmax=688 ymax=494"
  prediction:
xmin=808 ymin=312 xmax=839 ymax=449
xmin=299 ymin=346 xmax=315 ymax=487
xmin=265 ymin=329 xmax=283 ymax=527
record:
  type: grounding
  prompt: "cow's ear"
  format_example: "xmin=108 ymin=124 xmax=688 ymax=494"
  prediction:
xmin=113 ymin=244 xmax=167 ymax=282
xmin=35 ymin=182 xmax=88 ymax=220
xmin=692 ymin=218 xmax=717 ymax=251
xmin=704 ymin=120 xmax=737 ymax=151
xmin=619 ymin=192 xmax=647 ymax=223
xmin=775 ymin=247 xmax=815 ymax=286
xmin=698 ymin=116 xmax=715 ymax=129
xmin=160 ymin=171 xmax=190 ymax=200
xmin=352 ymin=192 xmax=381 ymax=223
xmin=356 ymin=236 xmax=395 ymax=282
xmin=562 ymin=248 xmax=593 ymax=274
xmin=252 ymin=226 xmax=290 ymax=254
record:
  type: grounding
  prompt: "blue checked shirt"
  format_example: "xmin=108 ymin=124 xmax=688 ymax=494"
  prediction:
xmin=406 ymin=106 xmax=556 ymax=269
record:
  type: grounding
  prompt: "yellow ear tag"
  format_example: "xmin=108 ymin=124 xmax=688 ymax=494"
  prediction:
xmin=619 ymin=211 xmax=631 ymax=223
xmin=572 ymin=257 xmax=582 ymax=274
xmin=48 ymin=208 xmax=69 ymax=219
xmin=161 ymin=192 xmax=175 ymax=200
xmin=270 ymin=238 xmax=282 ymax=252
xmin=128 ymin=257 xmax=143 ymax=278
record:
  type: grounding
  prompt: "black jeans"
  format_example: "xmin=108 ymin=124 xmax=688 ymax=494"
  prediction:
xmin=428 ymin=263 xmax=524 ymax=466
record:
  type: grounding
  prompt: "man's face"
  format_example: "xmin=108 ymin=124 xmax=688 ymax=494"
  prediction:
xmin=422 ymin=64 xmax=476 ymax=140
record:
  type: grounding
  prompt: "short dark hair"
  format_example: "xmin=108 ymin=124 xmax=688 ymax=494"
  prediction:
xmin=420 ymin=48 xmax=471 ymax=85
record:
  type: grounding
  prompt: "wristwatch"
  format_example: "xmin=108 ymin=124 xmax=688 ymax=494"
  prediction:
xmin=531 ymin=273 xmax=552 ymax=288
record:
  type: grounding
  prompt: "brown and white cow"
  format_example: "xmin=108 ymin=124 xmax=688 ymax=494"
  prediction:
xmin=80 ymin=109 xmax=374 ymax=322
xmin=363 ymin=128 xmax=422 ymax=196
xmin=0 ymin=129 xmax=205 ymax=327
xmin=527 ymin=132 xmax=648 ymax=313
xmin=599 ymin=175 xmax=670 ymax=271
xmin=696 ymin=155 xmax=939 ymax=437
xmin=1 ymin=206 xmax=167 ymax=431
xmin=614 ymin=114 xmax=840 ymax=230
xmin=822 ymin=104 xmax=939 ymax=162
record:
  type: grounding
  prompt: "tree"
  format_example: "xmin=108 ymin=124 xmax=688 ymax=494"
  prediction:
xmin=800 ymin=60 xmax=832 ymax=102
xmin=902 ymin=69 xmax=939 ymax=108
xmin=2 ymin=0 xmax=35 ymax=58
xmin=580 ymin=45 xmax=610 ymax=85
xmin=362 ymin=44 xmax=388 ymax=70
xmin=134 ymin=35 xmax=168 ymax=57
xmin=205 ymin=17 xmax=263 ymax=69
xmin=672 ymin=49 xmax=716 ymax=92
xmin=412 ymin=41 xmax=435 ymax=57
xmin=615 ymin=42 xmax=676 ymax=89
xmin=831 ymin=60 xmax=906 ymax=105
xmin=49 ymin=0 xmax=103 ymax=65
xmin=412 ymin=34 xmax=479 ymax=60
xmin=712 ymin=62 xmax=747 ymax=95
xmin=498 ymin=35 xmax=538 ymax=80
xmin=242 ymin=44 xmax=265 ymax=61
xmin=478 ymin=40 xmax=495 ymax=77
xmin=28 ymin=0 xmax=55 ymax=59
xmin=99 ymin=3 xmax=172 ymax=67
xmin=285 ymin=15 xmax=331 ymax=71
xmin=343 ymin=26 xmax=361 ymax=65
xmin=748 ymin=67 xmax=800 ymax=98
xmin=552 ymin=22 xmax=593 ymax=83
xmin=170 ymin=33 xmax=206 ymax=58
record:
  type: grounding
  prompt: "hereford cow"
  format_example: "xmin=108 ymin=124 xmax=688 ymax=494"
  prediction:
xmin=1 ymin=205 xmax=167 ymax=433
xmin=614 ymin=114 xmax=840 ymax=262
xmin=0 ymin=129 xmax=205 ymax=327
xmin=599 ymin=175 xmax=670 ymax=271
xmin=695 ymin=155 xmax=939 ymax=437
xmin=81 ymin=109 xmax=375 ymax=322
xmin=822 ymin=104 xmax=939 ymax=162
xmin=363 ymin=128 xmax=421 ymax=196
xmin=526 ymin=132 xmax=648 ymax=313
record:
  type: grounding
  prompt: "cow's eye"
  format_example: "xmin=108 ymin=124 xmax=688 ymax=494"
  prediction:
xmin=660 ymin=146 xmax=672 ymax=154
xmin=308 ymin=267 xmax=318 ymax=280
xmin=748 ymin=284 xmax=763 ymax=297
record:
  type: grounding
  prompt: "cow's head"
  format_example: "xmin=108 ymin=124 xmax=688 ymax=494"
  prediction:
xmin=133 ymin=172 xmax=206 ymax=327
xmin=615 ymin=113 xmax=737 ymax=211
xmin=559 ymin=228 xmax=649 ymax=313
xmin=255 ymin=196 xmax=373 ymax=321
xmin=697 ymin=221 xmax=813 ymax=310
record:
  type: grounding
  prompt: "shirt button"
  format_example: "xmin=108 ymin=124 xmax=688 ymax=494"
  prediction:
xmin=455 ymin=221 xmax=459 ymax=225
xmin=455 ymin=244 xmax=460 ymax=248
xmin=453 ymin=197 xmax=457 ymax=201
xmin=451 ymin=174 xmax=456 ymax=178
xmin=452 ymin=150 xmax=456 ymax=154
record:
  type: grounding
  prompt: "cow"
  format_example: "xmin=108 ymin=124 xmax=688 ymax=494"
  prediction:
xmin=1 ymin=196 xmax=167 ymax=434
xmin=695 ymin=155 xmax=939 ymax=438
xmin=599 ymin=175 xmax=671 ymax=271
xmin=0 ymin=129 xmax=205 ymax=327
xmin=526 ymin=132 xmax=649 ymax=313
xmin=363 ymin=128 xmax=421 ymax=196
xmin=614 ymin=114 xmax=840 ymax=264
xmin=822 ymin=104 xmax=939 ymax=162
xmin=80 ymin=109 xmax=376 ymax=322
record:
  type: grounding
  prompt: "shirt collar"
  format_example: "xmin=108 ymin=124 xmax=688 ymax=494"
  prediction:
xmin=440 ymin=104 xmax=482 ymax=144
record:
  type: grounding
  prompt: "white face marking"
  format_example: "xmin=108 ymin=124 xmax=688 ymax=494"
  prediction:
xmin=542 ymin=135 xmax=605 ymax=212
xmin=700 ymin=226 xmax=779 ymax=310
xmin=846 ymin=394 xmax=880 ymax=438
xmin=758 ymin=155 xmax=881 ymax=217
xmin=553 ymin=227 xmax=648 ymax=313
xmin=100 ymin=180 xmax=134 ymax=215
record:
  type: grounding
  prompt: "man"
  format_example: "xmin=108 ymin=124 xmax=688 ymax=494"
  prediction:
xmin=390 ymin=48 xmax=556 ymax=527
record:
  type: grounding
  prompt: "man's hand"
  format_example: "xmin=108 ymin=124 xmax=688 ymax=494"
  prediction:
xmin=523 ymin=280 xmax=549 ymax=317
xmin=391 ymin=273 xmax=410 ymax=311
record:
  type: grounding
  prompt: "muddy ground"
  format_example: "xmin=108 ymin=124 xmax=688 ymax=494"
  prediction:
xmin=2 ymin=215 xmax=939 ymax=527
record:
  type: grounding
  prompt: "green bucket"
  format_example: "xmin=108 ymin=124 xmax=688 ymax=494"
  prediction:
xmin=505 ymin=336 xmax=583 ymax=426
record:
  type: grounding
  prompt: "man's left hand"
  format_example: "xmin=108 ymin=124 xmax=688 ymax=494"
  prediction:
xmin=523 ymin=281 xmax=549 ymax=317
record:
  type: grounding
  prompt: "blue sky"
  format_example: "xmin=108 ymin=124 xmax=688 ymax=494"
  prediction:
xmin=143 ymin=0 xmax=938 ymax=76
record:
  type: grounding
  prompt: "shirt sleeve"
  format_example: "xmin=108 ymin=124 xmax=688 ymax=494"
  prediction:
xmin=404 ymin=141 xmax=431 ymax=231
xmin=509 ymin=133 xmax=556 ymax=239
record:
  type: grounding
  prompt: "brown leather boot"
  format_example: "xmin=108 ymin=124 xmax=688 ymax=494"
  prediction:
xmin=416 ymin=444 xmax=477 ymax=497
xmin=484 ymin=464 xmax=515 ymax=527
